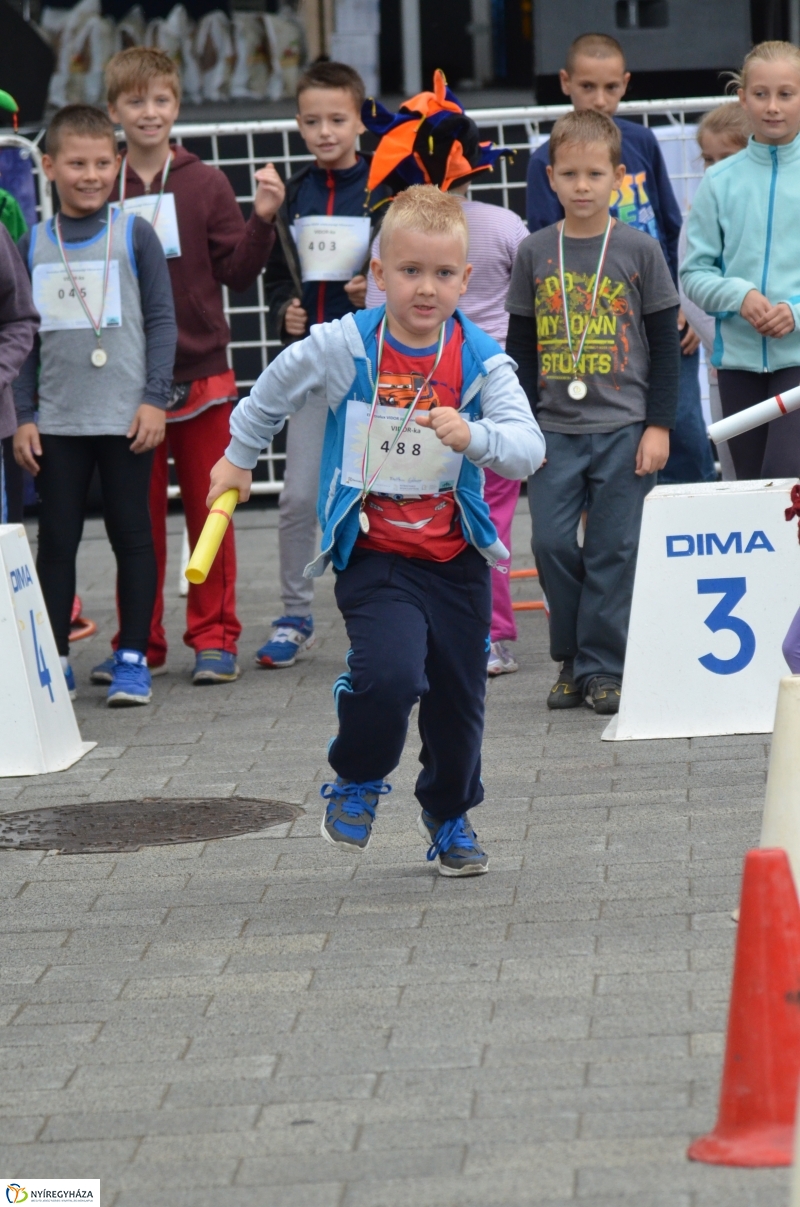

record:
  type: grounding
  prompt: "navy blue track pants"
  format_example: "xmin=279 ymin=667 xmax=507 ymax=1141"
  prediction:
xmin=328 ymin=546 xmax=491 ymax=822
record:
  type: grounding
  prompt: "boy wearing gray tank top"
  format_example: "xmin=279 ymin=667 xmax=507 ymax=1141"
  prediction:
xmin=12 ymin=105 xmax=176 ymax=706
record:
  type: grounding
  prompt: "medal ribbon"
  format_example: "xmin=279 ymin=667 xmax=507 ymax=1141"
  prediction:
xmin=53 ymin=207 xmax=113 ymax=345
xmin=119 ymin=151 xmax=173 ymax=228
xmin=558 ymin=218 xmax=614 ymax=382
xmin=360 ymin=316 xmax=447 ymax=501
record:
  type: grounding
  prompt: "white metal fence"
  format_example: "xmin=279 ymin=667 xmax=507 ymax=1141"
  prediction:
xmin=7 ymin=96 xmax=731 ymax=495
xmin=169 ymin=95 xmax=731 ymax=493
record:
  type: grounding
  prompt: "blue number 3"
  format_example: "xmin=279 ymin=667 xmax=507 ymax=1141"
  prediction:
xmin=697 ymin=577 xmax=756 ymax=675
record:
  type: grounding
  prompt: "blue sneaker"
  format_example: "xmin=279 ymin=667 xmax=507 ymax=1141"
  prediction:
xmin=256 ymin=616 xmax=315 ymax=668
xmin=107 ymin=650 xmax=152 ymax=707
xmin=192 ymin=649 xmax=240 ymax=684
xmin=418 ymin=811 xmax=489 ymax=877
xmin=63 ymin=663 xmax=76 ymax=701
xmin=320 ymin=777 xmax=392 ymax=851
xmin=91 ymin=656 xmax=167 ymax=685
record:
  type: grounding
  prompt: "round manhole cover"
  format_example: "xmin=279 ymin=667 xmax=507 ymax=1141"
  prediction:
xmin=0 ymin=797 xmax=302 ymax=854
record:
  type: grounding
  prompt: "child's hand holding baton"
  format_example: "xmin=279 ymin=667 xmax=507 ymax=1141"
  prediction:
xmin=185 ymin=458 xmax=253 ymax=586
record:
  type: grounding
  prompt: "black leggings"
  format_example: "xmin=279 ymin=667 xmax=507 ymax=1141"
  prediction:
xmin=36 ymin=434 xmax=156 ymax=657
xmin=717 ymin=366 xmax=800 ymax=479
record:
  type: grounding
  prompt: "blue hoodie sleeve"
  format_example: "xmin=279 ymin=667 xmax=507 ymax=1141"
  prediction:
xmin=525 ymin=142 xmax=564 ymax=232
xmin=680 ymin=171 xmax=758 ymax=316
xmin=641 ymin=126 xmax=683 ymax=284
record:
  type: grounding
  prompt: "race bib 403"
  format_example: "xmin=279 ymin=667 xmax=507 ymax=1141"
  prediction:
xmin=293 ymin=215 xmax=371 ymax=283
xmin=33 ymin=260 xmax=122 ymax=332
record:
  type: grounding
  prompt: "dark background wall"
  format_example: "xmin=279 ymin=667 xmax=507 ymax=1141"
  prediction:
xmin=380 ymin=0 xmax=799 ymax=98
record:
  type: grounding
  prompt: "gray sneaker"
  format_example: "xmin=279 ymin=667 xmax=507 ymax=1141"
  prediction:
xmin=418 ymin=810 xmax=489 ymax=877
xmin=320 ymin=778 xmax=392 ymax=851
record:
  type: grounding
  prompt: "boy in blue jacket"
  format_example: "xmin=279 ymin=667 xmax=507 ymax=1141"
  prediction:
xmin=208 ymin=186 xmax=545 ymax=877
xmin=259 ymin=60 xmax=391 ymax=670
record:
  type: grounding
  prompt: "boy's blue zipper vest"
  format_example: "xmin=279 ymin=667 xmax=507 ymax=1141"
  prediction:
xmin=311 ymin=305 xmax=504 ymax=575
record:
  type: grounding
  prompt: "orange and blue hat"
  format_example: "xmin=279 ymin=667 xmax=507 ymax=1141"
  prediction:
xmin=361 ymin=69 xmax=513 ymax=198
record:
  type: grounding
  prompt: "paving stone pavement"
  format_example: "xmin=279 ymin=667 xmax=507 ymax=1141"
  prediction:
xmin=0 ymin=501 xmax=789 ymax=1206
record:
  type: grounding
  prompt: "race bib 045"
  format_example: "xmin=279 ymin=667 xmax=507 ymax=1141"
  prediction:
xmin=293 ymin=215 xmax=371 ymax=283
xmin=341 ymin=399 xmax=464 ymax=496
xmin=33 ymin=260 xmax=122 ymax=332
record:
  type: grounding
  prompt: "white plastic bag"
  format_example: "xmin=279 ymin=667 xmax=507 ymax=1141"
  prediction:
xmin=44 ymin=0 xmax=106 ymax=109
xmin=146 ymin=4 xmax=201 ymax=104
xmin=230 ymin=13 xmax=274 ymax=100
xmin=195 ymin=11 xmax=235 ymax=103
xmin=116 ymin=4 xmax=146 ymax=51
xmin=76 ymin=14 xmax=117 ymax=103
xmin=265 ymin=6 xmax=306 ymax=100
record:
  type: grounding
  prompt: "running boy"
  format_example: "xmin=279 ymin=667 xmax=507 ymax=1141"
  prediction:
xmin=506 ymin=110 xmax=680 ymax=714
xmin=207 ymin=186 xmax=544 ymax=875
xmin=90 ymin=47 xmax=284 ymax=686
xmin=12 ymin=104 xmax=176 ymax=705
xmin=257 ymin=60 xmax=391 ymax=669
xmin=363 ymin=71 xmax=527 ymax=677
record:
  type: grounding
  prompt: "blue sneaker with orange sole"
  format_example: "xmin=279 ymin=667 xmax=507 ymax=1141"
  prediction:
xmin=256 ymin=616 xmax=315 ymax=668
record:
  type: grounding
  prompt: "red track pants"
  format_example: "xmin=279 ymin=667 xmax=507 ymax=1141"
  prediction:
xmin=115 ymin=402 xmax=241 ymax=663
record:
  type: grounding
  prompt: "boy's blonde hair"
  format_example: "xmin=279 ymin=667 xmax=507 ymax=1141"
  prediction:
xmin=105 ymin=47 xmax=182 ymax=106
xmin=728 ymin=40 xmax=800 ymax=93
xmin=697 ymin=102 xmax=751 ymax=149
xmin=549 ymin=109 xmax=622 ymax=169
xmin=379 ymin=186 xmax=468 ymax=255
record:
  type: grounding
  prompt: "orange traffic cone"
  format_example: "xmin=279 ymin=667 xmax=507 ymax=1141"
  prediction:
xmin=688 ymin=848 xmax=800 ymax=1166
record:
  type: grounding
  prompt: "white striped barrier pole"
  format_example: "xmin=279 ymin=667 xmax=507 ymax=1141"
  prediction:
xmin=707 ymin=384 xmax=800 ymax=445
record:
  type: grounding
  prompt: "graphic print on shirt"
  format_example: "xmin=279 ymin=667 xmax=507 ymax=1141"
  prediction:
xmin=610 ymin=172 xmax=660 ymax=242
xmin=376 ymin=373 xmax=437 ymax=410
xmin=535 ymin=261 xmax=633 ymax=389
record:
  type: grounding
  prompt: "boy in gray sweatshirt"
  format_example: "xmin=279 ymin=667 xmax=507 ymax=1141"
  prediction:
xmin=13 ymin=104 xmax=176 ymax=706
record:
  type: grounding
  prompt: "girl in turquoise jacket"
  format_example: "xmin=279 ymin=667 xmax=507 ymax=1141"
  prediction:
xmin=681 ymin=41 xmax=800 ymax=479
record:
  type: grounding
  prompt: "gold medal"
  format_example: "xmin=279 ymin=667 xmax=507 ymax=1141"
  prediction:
xmin=91 ymin=347 xmax=108 ymax=368
xmin=567 ymin=378 xmax=587 ymax=400
xmin=359 ymin=507 xmax=370 ymax=534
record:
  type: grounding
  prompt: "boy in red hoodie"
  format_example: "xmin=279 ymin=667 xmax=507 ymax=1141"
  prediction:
xmin=92 ymin=47 xmax=285 ymax=685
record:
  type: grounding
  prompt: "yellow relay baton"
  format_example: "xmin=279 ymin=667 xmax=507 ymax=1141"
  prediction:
xmin=184 ymin=489 xmax=239 ymax=585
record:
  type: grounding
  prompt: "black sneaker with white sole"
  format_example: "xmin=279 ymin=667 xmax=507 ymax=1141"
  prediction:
xmin=584 ymin=675 xmax=621 ymax=715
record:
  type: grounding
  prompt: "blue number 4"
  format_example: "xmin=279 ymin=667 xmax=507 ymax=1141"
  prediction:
xmin=30 ymin=608 xmax=54 ymax=702
xmin=697 ymin=578 xmax=756 ymax=675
